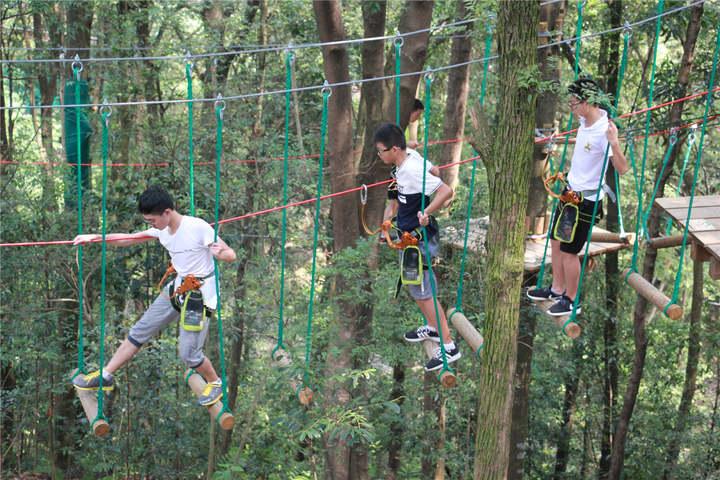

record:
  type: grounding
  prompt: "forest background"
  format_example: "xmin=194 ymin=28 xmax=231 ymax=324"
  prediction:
xmin=1 ymin=0 xmax=719 ymax=479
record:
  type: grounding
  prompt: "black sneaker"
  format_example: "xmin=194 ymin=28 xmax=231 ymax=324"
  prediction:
xmin=425 ymin=346 xmax=461 ymax=372
xmin=404 ymin=326 xmax=440 ymax=343
xmin=527 ymin=286 xmax=564 ymax=302
xmin=547 ymin=295 xmax=582 ymax=317
xmin=72 ymin=370 xmax=114 ymax=391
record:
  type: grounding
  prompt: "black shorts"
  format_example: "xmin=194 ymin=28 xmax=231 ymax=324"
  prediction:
xmin=550 ymin=196 xmax=603 ymax=254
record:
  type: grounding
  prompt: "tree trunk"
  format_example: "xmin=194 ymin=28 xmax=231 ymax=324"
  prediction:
xmin=608 ymin=5 xmax=703 ymax=478
xmin=386 ymin=0 xmax=434 ymax=128
xmin=509 ymin=3 xmax=565 ymax=476
xmin=438 ymin=0 xmax=472 ymax=192
xmin=313 ymin=2 xmax=369 ymax=479
xmin=661 ymin=258 xmax=704 ymax=479
xmin=599 ymin=2 xmax=623 ymax=476
xmin=473 ymin=1 xmax=538 ymax=479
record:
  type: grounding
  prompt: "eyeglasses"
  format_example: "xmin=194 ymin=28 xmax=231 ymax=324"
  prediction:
xmin=568 ymin=99 xmax=583 ymax=108
xmin=377 ymin=146 xmax=393 ymax=157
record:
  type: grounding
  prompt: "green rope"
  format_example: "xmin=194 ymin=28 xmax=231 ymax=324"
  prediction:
xmin=536 ymin=0 xmax=585 ymax=288
xmin=92 ymin=107 xmax=112 ymax=424
xmin=612 ymin=31 xmax=632 ymax=237
xmin=72 ymin=63 xmax=85 ymax=377
xmin=186 ymin=59 xmax=195 ymax=216
xmin=455 ymin=17 xmax=493 ymax=313
xmin=664 ymin=130 xmax=696 ymax=235
xmin=565 ymin=27 xmax=631 ymax=331
xmin=212 ymin=96 xmax=230 ymax=417
xmin=420 ymin=73 xmax=452 ymax=377
xmin=394 ymin=37 xmax=403 ymax=125
xmin=273 ymin=50 xmax=294 ymax=360
xmin=642 ymin=129 xmax=678 ymax=239
xmin=303 ymin=84 xmax=331 ymax=388
xmin=664 ymin=25 xmax=720 ymax=314
xmin=628 ymin=0 xmax=665 ymax=275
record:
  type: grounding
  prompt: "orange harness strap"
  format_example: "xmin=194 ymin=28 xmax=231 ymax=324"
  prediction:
xmin=157 ymin=264 xmax=176 ymax=292
xmin=381 ymin=220 xmax=420 ymax=250
xmin=543 ymin=172 xmax=582 ymax=205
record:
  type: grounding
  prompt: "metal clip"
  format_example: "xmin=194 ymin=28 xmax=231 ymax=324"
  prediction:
xmin=321 ymin=80 xmax=332 ymax=98
xmin=393 ymin=35 xmax=404 ymax=48
xmin=360 ymin=184 xmax=368 ymax=205
xmin=100 ymin=99 xmax=112 ymax=126
xmin=215 ymin=93 xmax=226 ymax=119
xmin=71 ymin=54 xmax=83 ymax=75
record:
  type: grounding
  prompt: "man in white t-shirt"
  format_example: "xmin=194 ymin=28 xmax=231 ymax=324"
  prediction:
xmin=374 ymin=123 xmax=460 ymax=372
xmin=528 ymin=78 xmax=629 ymax=316
xmin=72 ymin=186 xmax=236 ymax=407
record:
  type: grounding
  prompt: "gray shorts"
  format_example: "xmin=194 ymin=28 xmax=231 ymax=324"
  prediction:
xmin=408 ymin=269 xmax=438 ymax=300
xmin=404 ymin=239 xmax=440 ymax=301
xmin=128 ymin=285 xmax=210 ymax=368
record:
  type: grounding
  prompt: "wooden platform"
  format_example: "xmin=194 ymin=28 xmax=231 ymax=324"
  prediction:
xmin=655 ymin=195 xmax=720 ymax=279
xmin=524 ymin=227 xmax=631 ymax=273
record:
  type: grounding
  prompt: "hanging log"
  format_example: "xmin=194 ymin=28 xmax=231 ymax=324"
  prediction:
xmin=590 ymin=231 xmax=635 ymax=244
xmin=422 ymin=341 xmax=457 ymax=388
xmin=75 ymin=388 xmax=110 ymax=437
xmin=622 ymin=268 xmax=683 ymax=320
xmin=534 ymin=299 xmax=582 ymax=339
xmin=185 ymin=370 xmax=235 ymax=430
xmin=648 ymin=235 xmax=684 ymax=249
xmin=447 ymin=307 xmax=484 ymax=354
xmin=270 ymin=349 xmax=313 ymax=406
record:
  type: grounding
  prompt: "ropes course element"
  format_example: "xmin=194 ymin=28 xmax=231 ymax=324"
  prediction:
xmin=209 ymin=94 xmax=234 ymax=424
xmin=1 ymin=17 xmax=480 ymax=65
xmin=565 ymin=25 xmax=632 ymax=335
xmin=394 ymin=36 xmax=403 ymax=125
xmin=271 ymin=50 xmax=294 ymax=366
xmin=186 ymin=56 xmax=196 ymax=215
xmin=420 ymin=73 xmax=456 ymax=388
xmin=535 ymin=0 xmax=586 ymax=291
xmin=298 ymin=83 xmax=331 ymax=406
xmin=2 ymin=0 xmax=704 ymax=112
xmin=447 ymin=15 xmax=494 ymax=358
xmin=664 ymin=126 xmax=697 ymax=235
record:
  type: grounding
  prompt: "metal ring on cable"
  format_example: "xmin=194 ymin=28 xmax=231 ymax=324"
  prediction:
xmin=486 ymin=13 xmax=496 ymax=31
xmin=321 ymin=80 xmax=332 ymax=98
xmin=99 ymin=100 xmax=112 ymax=124
xmin=215 ymin=93 xmax=226 ymax=119
xmin=669 ymin=127 xmax=679 ymax=145
xmin=71 ymin=54 xmax=83 ymax=73
xmin=360 ymin=184 xmax=368 ymax=205
xmin=393 ymin=35 xmax=404 ymax=48
xmin=184 ymin=50 xmax=193 ymax=68
xmin=687 ymin=124 xmax=697 ymax=143
xmin=286 ymin=44 xmax=295 ymax=63
xmin=424 ymin=70 xmax=434 ymax=83
xmin=622 ymin=21 xmax=633 ymax=37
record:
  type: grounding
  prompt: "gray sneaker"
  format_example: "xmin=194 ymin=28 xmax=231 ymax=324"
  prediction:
xmin=72 ymin=371 xmax=114 ymax=391
xmin=198 ymin=381 xmax=223 ymax=406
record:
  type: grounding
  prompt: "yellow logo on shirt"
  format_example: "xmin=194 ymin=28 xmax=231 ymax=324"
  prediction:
xmin=584 ymin=142 xmax=592 ymax=152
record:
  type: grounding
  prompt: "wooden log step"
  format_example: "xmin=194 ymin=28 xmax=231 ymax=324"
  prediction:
xmin=622 ymin=268 xmax=683 ymax=320
xmin=186 ymin=370 xmax=235 ymax=430
xmin=447 ymin=308 xmax=484 ymax=354
xmin=535 ymin=299 xmax=582 ymax=339
xmin=270 ymin=349 xmax=313 ymax=406
xmin=590 ymin=231 xmax=634 ymax=244
xmin=648 ymin=235 xmax=684 ymax=249
xmin=422 ymin=341 xmax=457 ymax=388
xmin=76 ymin=388 xmax=111 ymax=437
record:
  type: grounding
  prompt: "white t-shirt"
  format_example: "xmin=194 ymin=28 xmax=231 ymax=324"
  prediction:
xmin=146 ymin=216 xmax=219 ymax=309
xmin=567 ymin=109 xmax=612 ymax=201
xmin=394 ymin=148 xmax=442 ymax=232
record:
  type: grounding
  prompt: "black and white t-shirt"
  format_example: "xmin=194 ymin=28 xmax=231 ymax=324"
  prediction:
xmin=392 ymin=148 xmax=441 ymax=232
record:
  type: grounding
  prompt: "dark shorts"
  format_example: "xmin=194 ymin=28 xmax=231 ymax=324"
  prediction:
xmin=550 ymin=196 xmax=603 ymax=255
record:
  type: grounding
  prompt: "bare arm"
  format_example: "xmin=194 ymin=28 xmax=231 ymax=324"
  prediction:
xmin=209 ymin=237 xmax=236 ymax=263
xmin=418 ymin=183 xmax=453 ymax=226
xmin=73 ymin=231 xmax=155 ymax=247
xmin=607 ymin=121 xmax=629 ymax=175
xmin=383 ymin=199 xmax=399 ymax=222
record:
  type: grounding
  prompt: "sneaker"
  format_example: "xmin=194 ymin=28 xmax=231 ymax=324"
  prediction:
xmin=527 ymin=286 xmax=564 ymax=302
xmin=425 ymin=345 xmax=461 ymax=372
xmin=72 ymin=371 xmax=114 ymax=392
xmin=547 ymin=295 xmax=582 ymax=317
xmin=404 ymin=326 xmax=440 ymax=343
xmin=198 ymin=381 xmax=223 ymax=407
